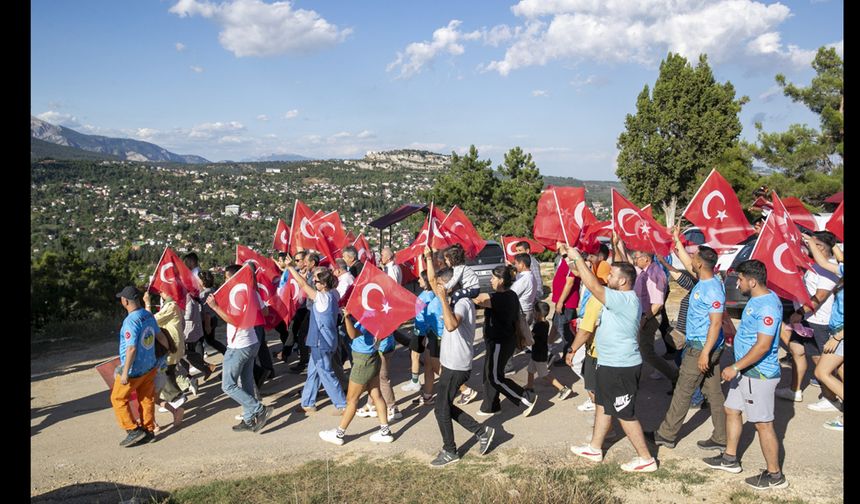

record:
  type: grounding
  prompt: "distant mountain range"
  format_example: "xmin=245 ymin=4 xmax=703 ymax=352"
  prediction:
xmin=240 ymin=153 xmax=314 ymax=162
xmin=31 ymin=116 xmax=210 ymax=164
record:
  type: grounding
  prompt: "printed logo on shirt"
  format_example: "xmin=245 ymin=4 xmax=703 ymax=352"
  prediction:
xmin=763 ymin=316 xmax=774 ymax=327
xmin=693 ymin=292 xmax=700 ymax=300
xmin=614 ymin=394 xmax=632 ymax=412
xmin=712 ymin=301 xmax=722 ymax=309
xmin=141 ymin=326 xmax=156 ymax=349
xmin=124 ymin=331 xmax=131 ymax=340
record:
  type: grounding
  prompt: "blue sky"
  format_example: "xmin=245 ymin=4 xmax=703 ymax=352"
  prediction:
xmin=31 ymin=0 xmax=842 ymax=179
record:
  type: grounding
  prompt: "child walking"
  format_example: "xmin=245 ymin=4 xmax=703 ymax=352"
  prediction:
xmin=527 ymin=302 xmax=573 ymax=401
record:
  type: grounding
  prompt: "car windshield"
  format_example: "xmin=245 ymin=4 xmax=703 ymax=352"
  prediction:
xmin=685 ymin=229 xmax=706 ymax=245
xmin=730 ymin=243 xmax=756 ymax=268
xmin=467 ymin=243 xmax=504 ymax=266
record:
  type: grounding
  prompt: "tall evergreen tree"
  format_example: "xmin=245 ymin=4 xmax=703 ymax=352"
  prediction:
xmin=495 ymin=147 xmax=544 ymax=236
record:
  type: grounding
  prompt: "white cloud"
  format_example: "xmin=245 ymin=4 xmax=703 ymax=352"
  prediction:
xmin=488 ymin=0 xmax=820 ymax=75
xmin=331 ymin=131 xmax=352 ymax=139
xmin=256 ymin=114 xmax=269 ymax=121
xmin=483 ymin=24 xmax=513 ymax=47
xmin=284 ymin=109 xmax=299 ymax=119
xmin=356 ymin=130 xmax=375 ymax=139
xmin=532 ymin=89 xmax=549 ymax=97
xmin=36 ymin=111 xmax=81 ymax=128
xmin=387 ymin=20 xmax=482 ymax=79
xmin=569 ymin=74 xmax=610 ymax=91
xmin=190 ymin=65 xmax=205 ymax=73
xmin=758 ymin=85 xmax=782 ymax=102
xmin=410 ymin=142 xmax=447 ymax=152
xmin=189 ymin=121 xmax=245 ymax=139
xmin=175 ymin=42 xmax=187 ymax=52
xmin=218 ymin=135 xmax=249 ymax=144
xmin=133 ymin=128 xmax=161 ymax=140
xmin=168 ymin=0 xmax=351 ymax=58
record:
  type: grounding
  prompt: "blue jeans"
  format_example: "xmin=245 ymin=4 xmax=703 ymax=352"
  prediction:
xmin=301 ymin=346 xmax=347 ymax=409
xmin=222 ymin=342 xmax=263 ymax=423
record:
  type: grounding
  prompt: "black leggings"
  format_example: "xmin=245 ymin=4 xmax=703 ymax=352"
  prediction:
xmin=435 ymin=367 xmax=482 ymax=453
xmin=183 ymin=342 xmax=211 ymax=379
xmin=481 ymin=339 xmax=528 ymax=413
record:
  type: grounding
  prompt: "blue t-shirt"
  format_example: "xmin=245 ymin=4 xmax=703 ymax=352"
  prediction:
xmin=830 ymin=263 xmax=844 ymax=331
xmin=685 ymin=277 xmax=725 ymax=349
xmin=118 ymin=308 xmax=159 ymax=377
xmin=594 ymin=288 xmax=642 ymax=367
xmin=578 ymin=287 xmax=592 ymax=321
xmin=379 ymin=333 xmax=395 ymax=353
xmin=351 ymin=322 xmax=377 ymax=355
xmin=735 ymin=290 xmax=782 ymax=379
xmin=415 ymin=290 xmax=442 ymax=337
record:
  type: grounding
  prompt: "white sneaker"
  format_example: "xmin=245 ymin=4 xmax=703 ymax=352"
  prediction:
xmin=570 ymin=444 xmax=603 ymax=462
xmin=808 ymin=398 xmax=839 ymax=412
xmin=169 ymin=395 xmax=187 ymax=409
xmin=234 ymin=414 xmax=243 ymax=421
xmin=387 ymin=408 xmax=403 ymax=421
xmin=188 ymin=365 xmax=203 ymax=376
xmin=823 ymin=416 xmax=843 ymax=431
xmin=401 ymin=381 xmax=422 ymax=393
xmin=369 ymin=430 xmax=394 ymax=443
xmin=189 ymin=378 xmax=199 ymax=397
xmin=621 ymin=456 xmax=658 ymax=473
xmin=476 ymin=410 xmax=497 ymax=417
xmin=158 ymin=406 xmax=169 ymax=413
xmin=577 ymin=398 xmax=595 ymax=412
xmin=319 ymin=429 xmax=345 ymax=446
xmin=356 ymin=405 xmax=378 ymax=418
xmin=775 ymin=388 xmax=802 ymax=402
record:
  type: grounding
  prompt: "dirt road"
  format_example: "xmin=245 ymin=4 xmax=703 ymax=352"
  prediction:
xmin=31 ymin=287 xmax=843 ymax=502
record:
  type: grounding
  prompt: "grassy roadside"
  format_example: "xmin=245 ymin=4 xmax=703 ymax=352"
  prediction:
xmin=160 ymin=455 xmax=714 ymax=504
xmin=31 ymin=316 xmax=121 ymax=357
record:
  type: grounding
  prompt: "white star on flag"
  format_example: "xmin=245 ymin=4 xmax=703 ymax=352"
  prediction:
xmin=716 ymin=210 xmax=728 ymax=222
xmin=639 ymin=222 xmax=650 ymax=235
xmin=381 ymin=301 xmax=392 ymax=314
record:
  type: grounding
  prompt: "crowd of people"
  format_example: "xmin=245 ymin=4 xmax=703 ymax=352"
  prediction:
xmin=109 ymin=223 xmax=844 ymax=491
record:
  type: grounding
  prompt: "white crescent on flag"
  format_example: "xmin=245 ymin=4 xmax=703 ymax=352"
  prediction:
xmin=574 ymin=201 xmax=586 ymax=227
xmin=416 ymin=229 xmax=429 ymax=246
xmin=160 ymin=263 xmax=175 ymax=284
xmin=773 ymin=244 xmax=794 ymax=274
xmin=280 ymin=230 xmax=288 ymax=245
xmin=451 ymin=221 xmax=466 ymax=232
xmin=300 ymin=217 xmax=315 ymax=239
xmin=431 ymin=218 xmax=446 ymax=239
xmin=318 ymin=222 xmax=335 ymax=234
xmin=505 ymin=241 xmax=518 ymax=256
xmin=257 ymin=283 xmax=270 ymax=300
xmin=361 ymin=283 xmax=385 ymax=312
xmin=702 ymin=190 xmax=726 ymax=219
xmin=229 ymin=284 xmax=248 ymax=311
xmin=616 ymin=209 xmax=640 ymax=236
xmin=289 ymin=277 xmax=302 ymax=301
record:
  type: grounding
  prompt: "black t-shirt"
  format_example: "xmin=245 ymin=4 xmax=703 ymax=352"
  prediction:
xmin=484 ymin=290 xmax=519 ymax=343
xmin=349 ymin=260 xmax=364 ymax=279
xmin=531 ymin=320 xmax=550 ymax=362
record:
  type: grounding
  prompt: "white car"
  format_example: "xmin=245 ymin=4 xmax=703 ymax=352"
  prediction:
xmin=669 ymin=226 xmax=756 ymax=273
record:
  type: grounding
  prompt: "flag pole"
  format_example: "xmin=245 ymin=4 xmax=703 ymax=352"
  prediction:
xmin=552 ymin=188 xmax=571 ymax=247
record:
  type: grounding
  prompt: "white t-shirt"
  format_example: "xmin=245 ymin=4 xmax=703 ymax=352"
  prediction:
xmin=226 ymin=324 xmax=257 ymax=349
xmin=796 ymin=260 xmax=841 ymax=325
xmin=385 ymin=262 xmax=402 ymax=285
xmin=440 ymin=297 xmax=476 ymax=371
xmin=336 ymin=272 xmax=355 ymax=299
xmin=313 ymin=289 xmax=336 ymax=313
xmin=511 ymin=271 xmax=536 ymax=312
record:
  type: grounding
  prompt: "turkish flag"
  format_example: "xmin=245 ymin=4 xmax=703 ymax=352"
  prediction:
xmin=211 ymin=263 xmax=263 ymax=330
xmin=345 ymin=230 xmax=357 ymax=244
xmin=826 ymin=201 xmax=844 ymax=241
xmin=345 ymin=263 xmax=425 ymax=340
xmin=264 ymin=273 xmax=302 ymax=330
xmin=501 ymin=236 xmax=546 ymax=263
xmin=353 ymin=233 xmax=377 ymax=266
xmin=236 ymin=245 xmax=282 ymax=287
xmin=579 ymin=221 xmax=613 ymax=254
xmin=683 ymin=169 xmax=755 ymax=248
xmin=770 ymin=192 xmax=815 ymax=270
xmin=781 ymin=197 xmax=818 ymax=232
xmin=751 ymin=214 xmax=813 ymax=308
xmin=436 ymin=206 xmax=486 ymax=258
xmin=533 ymin=186 xmax=588 ymax=251
xmin=395 ymin=218 xmax=433 ymax=265
xmin=289 ymin=199 xmax=318 ymax=255
xmin=273 ymin=219 xmax=291 ymax=253
xmin=149 ymin=247 xmax=200 ymax=310
xmin=641 ymin=205 xmax=653 ymax=218
xmin=612 ymin=190 xmax=674 ymax=256
xmin=312 ymin=211 xmax=348 ymax=257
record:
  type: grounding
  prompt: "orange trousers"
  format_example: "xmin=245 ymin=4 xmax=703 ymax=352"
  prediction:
xmin=110 ymin=367 xmax=157 ymax=432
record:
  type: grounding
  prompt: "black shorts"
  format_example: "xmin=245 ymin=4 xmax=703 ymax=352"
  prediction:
xmin=426 ymin=331 xmax=441 ymax=359
xmin=583 ymin=354 xmax=597 ymax=392
xmin=595 ymin=363 xmax=642 ymax=421
xmin=409 ymin=332 xmax=426 ymax=354
xmin=789 ymin=322 xmax=830 ymax=357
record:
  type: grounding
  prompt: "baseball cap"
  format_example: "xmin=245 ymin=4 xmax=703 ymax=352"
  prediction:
xmin=116 ymin=285 xmax=141 ymax=300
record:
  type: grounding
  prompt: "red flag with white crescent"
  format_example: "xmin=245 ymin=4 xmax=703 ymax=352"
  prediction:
xmin=353 ymin=233 xmax=377 ymax=266
xmin=289 ymin=200 xmax=318 ymax=255
xmin=211 ymin=263 xmax=263 ymax=330
xmin=750 ymin=214 xmax=813 ymax=308
xmin=612 ymin=190 xmax=674 ymax=256
xmin=435 ymin=205 xmax=486 ymax=258
xmin=825 ymin=201 xmax=843 ymax=242
xmin=311 ymin=210 xmax=348 ymax=258
xmin=148 ymin=247 xmax=200 ymax=310
xmin=770 ymin=192 xmax=815 ymax=270
xmin=263 ymin=273 xmax=301 ymax=330
xmin=579 ymin=220 xmax=613 ymax=254
xmin=273 ymin=219 xmax=291 ymax=253
xmin=682 ymin=169 xmax=754 ymax=247
xmin=501 ymin=236 xmax=546 ymax=264
xmin=345 ymin=263 xmax=425 ymax=340
xmin=533 ymin=186 xmax=587 ymax=251
xmin=236 ymin=244 xmax=282 ymax=287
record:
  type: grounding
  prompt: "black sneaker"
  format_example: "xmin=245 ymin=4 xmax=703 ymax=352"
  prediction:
xmin=697 ymin=438 xmax=727 ymax=452
xmin=745 ymin=469 xmax=788 ymax=490
xmin=700 ymin=400 xmax=710 ymax=410
xmin=430 ymin=449 xmax=461 ymax=467
xmin=232 ymin=419 xmax=255 ymax=432
xmin=645 ymin=431 xmax=676 ymax=449
xmin=703 ymin=454 xmax=742 ymax=474
xmin=478 ymin=426 xmax=495 ymax=455
xmin=252 ymin=405 xmax=273 ymax=433
xmin=133 ymin=429 xmax=156 ymax=446
xmin=119 ymin=428 xmax=146 ymax=447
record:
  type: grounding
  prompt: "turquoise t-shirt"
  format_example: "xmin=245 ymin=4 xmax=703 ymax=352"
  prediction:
xmin=351 ymin=322 xmax=376 ymax=355
xmin=684 ymin=277 xmax=725 ymax=349
xmin=735 ymin=290 xmax=782 ymax=379
xmin=594 ymin=288 xmax=642 ymax=367
xmin=119 ymin=308 xmax=159 ymax=377
xmin=829 ymin=263 xmax=844 ymax=331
